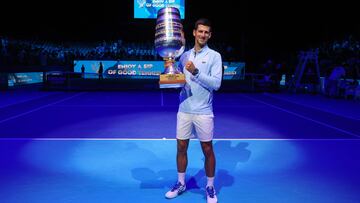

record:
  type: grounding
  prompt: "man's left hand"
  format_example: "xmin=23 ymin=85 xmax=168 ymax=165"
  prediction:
xmin=185 ymin=61 xmax=196 ymax=74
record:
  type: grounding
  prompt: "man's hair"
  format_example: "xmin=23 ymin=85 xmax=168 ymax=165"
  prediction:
xmin=194 ymin=18 xmax=212 ymax=31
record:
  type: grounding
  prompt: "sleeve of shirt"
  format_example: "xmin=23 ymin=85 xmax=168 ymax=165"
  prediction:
xmin=196 ymin=52 xmax=223 ymax=91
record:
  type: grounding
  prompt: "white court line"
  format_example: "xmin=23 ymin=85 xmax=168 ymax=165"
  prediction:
xmin=53 ymin=104 xmax=174 ymax=107
xmin=0 ymin=92 xmax=59 ymax=109
xmin=1 ymin=138 xmax=359 ymax=141
xmin=263 ymin=93 xmax=360 ymax=121
xmin=215 ymin=105 xmax=266 ymax=108
xmin=52 ymin=104 xmax=264 ymax=108
xmin=241 ymin=94 xmax=360 ymax=138
xmin=0 ymin=92 xmax=87 ymax=124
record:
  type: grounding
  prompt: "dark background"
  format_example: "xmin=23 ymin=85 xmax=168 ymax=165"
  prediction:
xmin=1 ymin=0 xmax=359 ymax=62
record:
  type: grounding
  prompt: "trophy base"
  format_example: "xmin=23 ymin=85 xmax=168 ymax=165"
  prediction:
xmin=159 ymin=74 xmax=185 ymax=89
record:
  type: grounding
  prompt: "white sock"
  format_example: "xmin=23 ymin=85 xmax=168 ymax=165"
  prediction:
xmin=206 ymin=176 xmax=215 ymax=188
xmin=178 ymin=172 xmax=186 ymax=185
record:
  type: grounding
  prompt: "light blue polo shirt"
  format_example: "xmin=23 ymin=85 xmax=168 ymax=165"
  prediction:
xmin=178 ymin=45 xmax=222 ymax=114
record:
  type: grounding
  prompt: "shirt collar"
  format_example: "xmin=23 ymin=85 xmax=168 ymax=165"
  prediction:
xmin=191 ymin=45 xmax=209 ymax=55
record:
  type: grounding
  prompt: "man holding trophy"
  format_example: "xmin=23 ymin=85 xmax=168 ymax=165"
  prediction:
xmin=158 ymin=13 xmax=222 ymax=203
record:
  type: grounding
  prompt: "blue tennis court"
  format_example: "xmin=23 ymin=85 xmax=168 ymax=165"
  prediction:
xmin=0 ymin=90 xmax=359 ymax=202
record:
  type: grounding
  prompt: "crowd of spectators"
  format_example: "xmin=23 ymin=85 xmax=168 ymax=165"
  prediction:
xmin=2 ymin=34 xmax=359 ymax=99
xmin=0 ymin=36 xmax=240 ymax=68
xmin=318 ymin=35 xmax=360 ymax=78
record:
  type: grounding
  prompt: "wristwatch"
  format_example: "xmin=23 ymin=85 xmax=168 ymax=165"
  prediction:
xmin=192 ymin=68 xmax=199 ymax=76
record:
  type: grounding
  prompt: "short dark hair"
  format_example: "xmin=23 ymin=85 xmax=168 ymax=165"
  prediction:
xmin=194 ymin=18 xmax=212 ymax=31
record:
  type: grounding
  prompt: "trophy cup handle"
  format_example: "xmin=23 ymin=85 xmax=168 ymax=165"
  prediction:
xmin=175 ymin=46 xmax=185 ymax=58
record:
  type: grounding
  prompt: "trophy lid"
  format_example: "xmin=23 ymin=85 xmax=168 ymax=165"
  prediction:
xmin=157 ymin=7 xmax=180 ymax=17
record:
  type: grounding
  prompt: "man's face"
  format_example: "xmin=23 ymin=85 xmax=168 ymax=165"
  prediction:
xmin=193 ymin=24 xmax=211 ymax=47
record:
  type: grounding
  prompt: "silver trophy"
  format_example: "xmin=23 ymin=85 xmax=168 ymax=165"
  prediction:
xmin=155 ymin=7 xmax=185 ymax=88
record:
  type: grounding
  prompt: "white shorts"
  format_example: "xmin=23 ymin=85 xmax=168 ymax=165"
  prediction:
xmin=176 ymin=112 xmax=214 ymax=142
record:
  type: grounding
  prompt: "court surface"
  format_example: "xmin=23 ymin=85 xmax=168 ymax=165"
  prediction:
xmin=0 ymin=89 xmax=359 ymax=202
